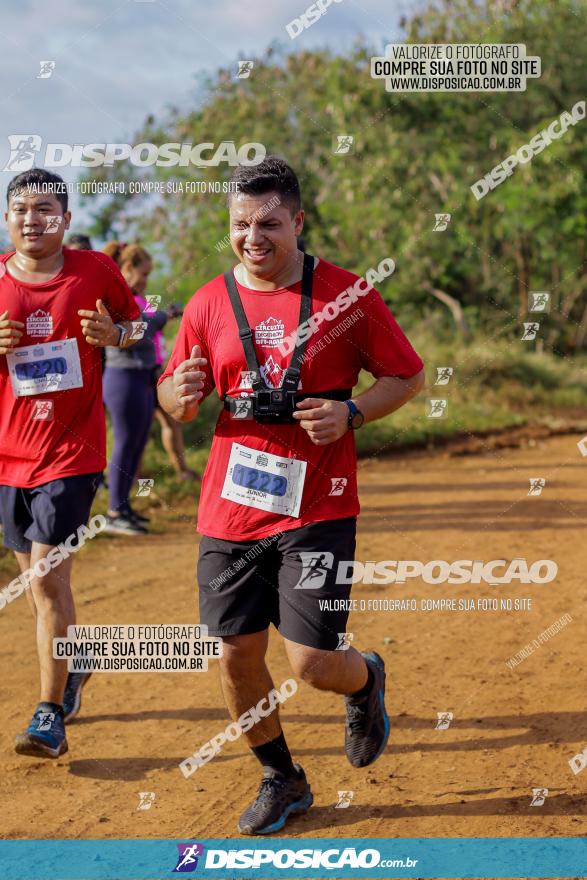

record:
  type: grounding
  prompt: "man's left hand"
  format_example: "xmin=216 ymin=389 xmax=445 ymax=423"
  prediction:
xmin=293 ymin=398 xmax=349 ymax=445
xmin=78 ymin=299 xmax=118 ymax=347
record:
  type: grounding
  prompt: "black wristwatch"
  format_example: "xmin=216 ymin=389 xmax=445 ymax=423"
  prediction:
xmin=345 ymin=399 xmax=364 ymax=430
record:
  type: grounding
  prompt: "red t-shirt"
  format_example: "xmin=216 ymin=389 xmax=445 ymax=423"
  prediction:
xmin=160 ymin=258 xmax=423 ymax=541
xmin=0 ymin=248 xmax=139 ymax=488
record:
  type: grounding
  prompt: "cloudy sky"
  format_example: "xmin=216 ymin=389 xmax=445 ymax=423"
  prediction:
xmin=0 ymin=0 xmax=418 ymax=227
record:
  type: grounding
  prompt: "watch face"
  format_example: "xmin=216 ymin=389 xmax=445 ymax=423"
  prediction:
xmin=347 ymin=402 xmax=364 ymax=429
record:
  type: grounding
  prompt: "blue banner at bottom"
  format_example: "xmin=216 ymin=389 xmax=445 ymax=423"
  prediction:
xmin=0 ymin=838 xmax=586 ymax=879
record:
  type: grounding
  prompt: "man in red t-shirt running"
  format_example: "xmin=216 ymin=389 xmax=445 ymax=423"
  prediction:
xmin=0 ymin=168 xmax=139 ymax=758
xmin=158 ymin=156 xmax=424 ymax=834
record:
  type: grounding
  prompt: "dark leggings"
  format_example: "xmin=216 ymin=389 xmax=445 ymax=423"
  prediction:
xmin=103 ymin=367 xmax=155 ymax=514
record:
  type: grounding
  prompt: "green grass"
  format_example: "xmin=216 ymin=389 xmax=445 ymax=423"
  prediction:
xmin=139 ymin=333 xmax=587 ymax=472
xmin=96 ymin=333 xmax=587 ymax=491
xmin=353 ymin=333 xmax=587 ymax=454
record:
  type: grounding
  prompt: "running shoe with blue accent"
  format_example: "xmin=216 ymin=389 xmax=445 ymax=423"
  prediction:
xmin=14 ymin=703 xmax=68 ymax=758
xmin=63 ymin=671 xmax=92 ymax=722
xmin=344 ymin=651 xmax=390 ymax=767
xmin=237 ymin=763 xmax=313 ymax=834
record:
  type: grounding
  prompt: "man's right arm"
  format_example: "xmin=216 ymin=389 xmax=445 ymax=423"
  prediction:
xmin=157 ymin=344 xmax=208 ymax=423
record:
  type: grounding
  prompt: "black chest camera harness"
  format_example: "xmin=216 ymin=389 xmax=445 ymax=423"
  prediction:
xmin=223 ymin=253 xmax=351 ymax=424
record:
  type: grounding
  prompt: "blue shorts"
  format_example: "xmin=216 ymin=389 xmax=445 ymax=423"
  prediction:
xmin=0 ymin=473 xmax=101 ymax=553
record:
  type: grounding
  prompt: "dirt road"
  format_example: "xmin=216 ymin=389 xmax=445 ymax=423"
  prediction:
xmin=1 ymin=433 xmax=586 ymax=842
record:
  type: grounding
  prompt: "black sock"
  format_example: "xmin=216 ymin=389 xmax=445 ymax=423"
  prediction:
xmin=251 ymin=732 xmax=296 ymax=777
xmin=350 ymin=663 xmax=374 ymax=701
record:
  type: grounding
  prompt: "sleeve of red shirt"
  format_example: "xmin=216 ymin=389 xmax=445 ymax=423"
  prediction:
xmin=89 ymin=252 xmax=141 ymax=323
xmin=354 ymin=287 xmax=424 ymax=379
xmin=157 ymin=296 xmax=215 ymax=400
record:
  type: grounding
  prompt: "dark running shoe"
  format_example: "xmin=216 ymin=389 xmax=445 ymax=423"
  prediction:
xmin=344 ymin=651 xmax=390 ymax=768
xmin=237 ymin=764 xmax=313 ymax=835
xmin=129 ymin=509 xmax=150 ymax=525
xmin=123 ymin=503 xmax=150 ymax=525
xmin=14 ymin=704 xmax=68 ymax=759
xmin=102 ymin=514 xmax=147 ymax=536
xmin=63 ymin=670 xmax=92 ymax=722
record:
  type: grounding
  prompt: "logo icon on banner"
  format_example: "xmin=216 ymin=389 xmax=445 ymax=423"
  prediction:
xmin=44 ymin=216 xmax=62 ymax=233
xmin=435 ymin=711 xmax=453 ymax=730
xmin=530 ymin=788 xmax=548 ymax=806
xmin=569 ymin=746 xmax=587 ymax=776
xmin=173 ymin=843 xmax=204 ymax=873
xmin=434 ymin=367 xmax=453 ymax=385
xmin=237 ymin=61 xmax=254 ymax=78
xmin=433 ymin=213 xmax=451 ymax=231
xmin=336 ymin=632 xmax=353 ymax=651
xmin=528 ymin=478 xmax=546 ymax=496
xmin=144 ymin=295 xmax=162 ymax=313
xmin=335 ymin=790 xmax=354 ymax=808
xmin=333 ymin=135 xmax=354 ymax=155
xmin=240 ymin=371 xmax=256 ymax=390
xmin=522 ymin=322 xmax=539 ymax=341
xmin=528 ymin=291 xmax=550 ymax=313
xmin=137 ymin=792 xmax=156 ymax=810
xmin=329 ymin=477 xmax=348 ymax=496
xmin=232 ymin=398 xmax=253 ymax=419
xmin=5 ymin=135 xmax=42 ymax=172
xmin=130 ymin=321 xmax=148 ymax=340
xmin=294 ymin=552 xmax=334 ymax=589
xmin=37 ymin=712 xmax=55 ymax=731
xmin=37 ymin=61 xmax=56 ymax=79
xmin=136 ymin=478 xmax=154 ymax=497
xmin=427 ymin=398 xmax=447 ymax=418
xmin=26 ymin=309 xmax=53 ymax=338
xmin=32 ymin=400 xmax=54 ymax=420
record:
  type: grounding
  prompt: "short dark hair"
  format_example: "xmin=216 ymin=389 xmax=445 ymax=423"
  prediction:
xmin=229 ymin=156 xmax=301 ymax=215
xmin=7 ymin=168 xmax=68 ymax=213
xmin=67 ymin=233 xmax=93 ymax=250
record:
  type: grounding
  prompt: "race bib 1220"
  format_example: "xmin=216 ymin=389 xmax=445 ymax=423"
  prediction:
xmin=6 ymin=338 xmax=83 ymax=397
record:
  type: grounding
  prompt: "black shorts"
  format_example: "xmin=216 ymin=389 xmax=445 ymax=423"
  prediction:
xmin=0 ymin=472 xmax=101 ymax=553
xmin=197 ymin=517 xmax=356 ymax=651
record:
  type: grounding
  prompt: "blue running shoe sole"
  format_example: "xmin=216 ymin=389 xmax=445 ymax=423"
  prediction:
xmin=14 ymin=733 xmax=68 ymax=759
xmin=238 ymin=791 xmax=314 ymax=835
xmin=362 ymin=651 xmax=391 ymax=765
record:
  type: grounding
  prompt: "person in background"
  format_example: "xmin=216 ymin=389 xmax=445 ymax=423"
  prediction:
xmin=150 ymin=308 xmax=199 ymax=483
xmin=101 ymin=242 xmax=169 ymax=536
xmin=67 ymin=233 xmax=93 ymax=251
xmin=68 ymin=237 xmax=194 ymax=490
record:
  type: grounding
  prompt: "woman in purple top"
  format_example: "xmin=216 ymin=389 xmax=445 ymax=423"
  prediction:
xmin=101 ymin=242 xmax=167 ymax=535
xmin=149 ymin=309 xmax=198 ymax=484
